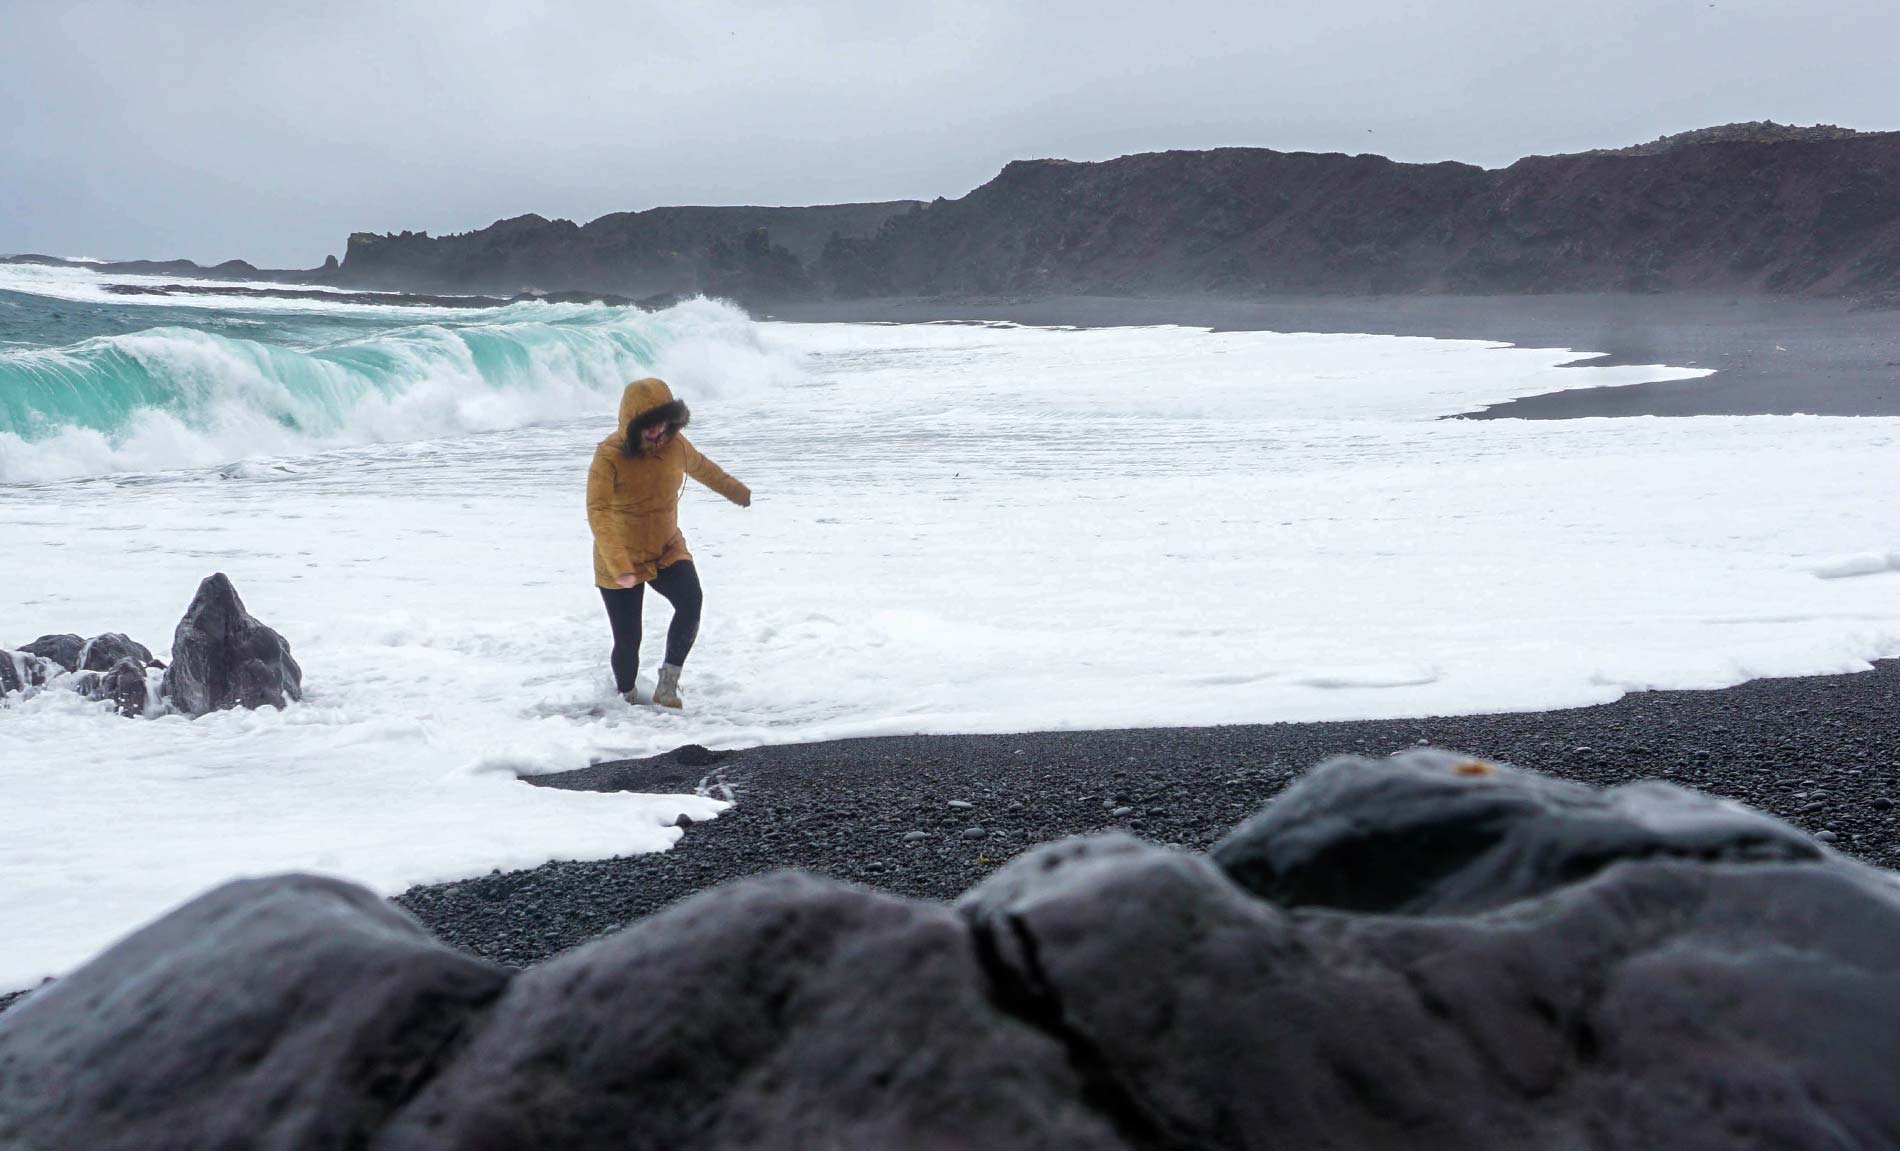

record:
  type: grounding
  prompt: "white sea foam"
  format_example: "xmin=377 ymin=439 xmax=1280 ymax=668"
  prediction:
xmin=1812 ymin=552 xmax=1900 ymax=580
xmin=4 ymin=313 xmax=1899 ymax=990
xmin=0 ymin=261 xmax=475 ymax=314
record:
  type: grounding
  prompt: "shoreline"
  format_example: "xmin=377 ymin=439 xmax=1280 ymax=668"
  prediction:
xmin=10 ymin=288 xmax=1898 ymax=1006
xmin=397 ymin=659 xmax=1900 ymax=970
xmin=765 ymin=293 xmax=1900 ymax=419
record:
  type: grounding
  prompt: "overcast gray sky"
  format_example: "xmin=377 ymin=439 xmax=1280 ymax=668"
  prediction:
xmin=4 ymin=0 xmax=1896 ymax=267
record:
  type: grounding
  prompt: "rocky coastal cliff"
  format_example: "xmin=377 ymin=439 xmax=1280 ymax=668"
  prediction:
xmin=830 ymin=125 xmax=1900 ymax=300
xmin=13 ymin=123 xmax=1899 ymax=306
xmin=337 ymin=201 xmax=922 ymax=300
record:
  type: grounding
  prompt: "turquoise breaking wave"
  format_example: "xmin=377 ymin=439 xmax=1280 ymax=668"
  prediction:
xmin=0 ymin=286 xmax=778 ymax=482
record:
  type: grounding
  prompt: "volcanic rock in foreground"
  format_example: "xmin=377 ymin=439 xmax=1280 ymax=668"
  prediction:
xmin=0 ymin=877 xmax=506 ymax=1149
xmin=1208 ymin=748 xmax=1824 ymax=913
xmin=3 ymin=749 xmax=1897 ymax=1150
xmin=158 ymin=573 xmax=302 ymax=717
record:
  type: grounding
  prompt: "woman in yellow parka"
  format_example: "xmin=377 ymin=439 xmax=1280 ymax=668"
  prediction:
xmin=587 ymin=377 xmax=750 ymax=708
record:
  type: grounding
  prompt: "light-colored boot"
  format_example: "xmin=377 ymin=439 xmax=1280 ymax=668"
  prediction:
xmin=653 ymin=663 xmax=684 ymax=709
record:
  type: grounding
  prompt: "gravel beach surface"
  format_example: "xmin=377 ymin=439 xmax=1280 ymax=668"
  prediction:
xmin=397 ymin=660 xmax=1900 ymax=968
xmin=770 ymin=294 xmax=1900 ymax=419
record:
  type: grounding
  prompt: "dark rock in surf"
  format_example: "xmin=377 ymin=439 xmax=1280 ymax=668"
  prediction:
xmin=79 ymin=633 xmax=154 ymax=673
xmin=3 ymin=634 xmax=149 ymax=699
xmin=159 ymin=573 xmax=302 ymax=717
xmin=0 ymin=651 xmax=54 ymax=696
xmin=19 ymin=634 xmax=85 ymax=673
xmin=98 ymin=658 xmax=149 ymax=718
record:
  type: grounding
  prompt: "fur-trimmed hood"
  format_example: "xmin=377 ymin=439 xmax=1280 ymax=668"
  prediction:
xmin=586 ymin=375 xmax=750 ymax=589
xmin=612 ymin=377 xmax=691 ymax=456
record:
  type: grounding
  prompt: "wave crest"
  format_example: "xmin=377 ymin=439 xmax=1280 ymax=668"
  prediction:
xmin=0 ymin=297 xmax=788 ymax=482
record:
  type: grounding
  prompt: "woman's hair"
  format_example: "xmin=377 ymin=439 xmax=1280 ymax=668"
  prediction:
xmin=622 ymin=399 xmax=692 ymax=457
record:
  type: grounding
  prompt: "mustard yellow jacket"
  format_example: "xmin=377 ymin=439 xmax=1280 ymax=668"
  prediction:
xmin=587 ymin=378 xmax=750 ymax=588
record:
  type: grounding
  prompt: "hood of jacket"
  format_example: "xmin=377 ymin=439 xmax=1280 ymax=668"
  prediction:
xmin=609 ymin=377 xmax=691 ymax=455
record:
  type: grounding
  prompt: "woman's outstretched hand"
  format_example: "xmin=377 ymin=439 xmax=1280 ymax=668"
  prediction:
xmin=615 ymin=573 xmax=639 ymax=588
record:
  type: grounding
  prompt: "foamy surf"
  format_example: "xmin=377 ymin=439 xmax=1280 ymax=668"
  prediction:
xmin=0 ymin=260 xmax=476 ymax=313
xmin=6 ymin=285 xmax=1900 ymax=992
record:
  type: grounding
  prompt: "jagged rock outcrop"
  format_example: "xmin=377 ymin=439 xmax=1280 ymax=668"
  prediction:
xmin=95 ymin=657 xmax=149 ymax=718
xmin=2 ymin=649 xmax=59 ymax=698
xmin=5 ymin=633 xmax=156 ymax=698
xmin=72 ymin=658 xmax=150 ymax=716
xmin=2 ymin=643 xmax=146 ymax=714
xmin=158 ymin=573 xmax=302 ymax=717
xmin=77 ymin=632 xmax=153 ymax=673
xmin=18 ymin=634 xmax=84 ymax=673
xmin=0 ymin=652 xmax=27 ymax=696
xmin=5 ymin=582 xmax=286 ymax=716
xmin=3 ymin=748 xmax=1896 ymax=1149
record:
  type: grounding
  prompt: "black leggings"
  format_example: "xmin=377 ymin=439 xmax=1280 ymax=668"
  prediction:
xmin=599 ymin=561 xmax=703 ymax=693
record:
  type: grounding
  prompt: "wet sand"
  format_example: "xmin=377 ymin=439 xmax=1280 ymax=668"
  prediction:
xmin=399 ymin=662 xmax=1900 ymax=969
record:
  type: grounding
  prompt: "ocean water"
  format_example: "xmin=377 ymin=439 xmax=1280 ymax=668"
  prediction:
xmin=5 ymin=262 xmax=1900 ymax=988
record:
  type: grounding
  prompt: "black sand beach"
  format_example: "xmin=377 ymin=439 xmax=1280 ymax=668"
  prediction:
xmin=399 ymin=660 xmax=1900 ymax=968
xmin=3 ymin=291 xmax=1896 ymax=1029
xmin=12 ymin=290 xmax=1892 ymax=1011
xmin=390 ymin=292 xmax=1900 ymax=969
xmin=770 ymin=293 xmax=1900 ymax=419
